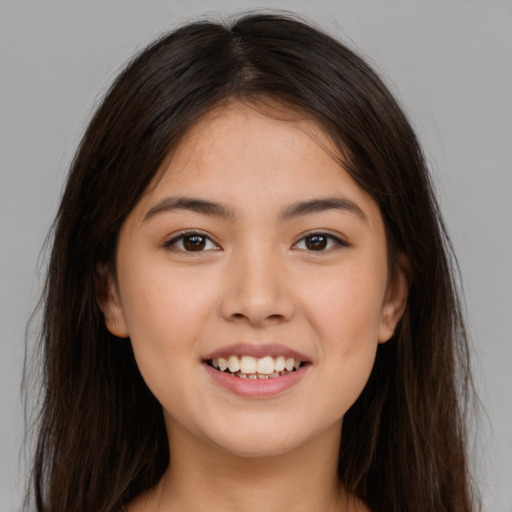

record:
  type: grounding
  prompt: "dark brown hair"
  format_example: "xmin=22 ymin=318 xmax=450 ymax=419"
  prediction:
xmin=25 ymin=12 xmax=478 ymax=512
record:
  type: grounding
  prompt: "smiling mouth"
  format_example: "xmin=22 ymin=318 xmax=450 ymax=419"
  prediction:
xmin=207 ymin=355 xmax=305 ymax=379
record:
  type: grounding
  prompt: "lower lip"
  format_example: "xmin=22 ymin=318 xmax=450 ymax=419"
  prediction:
xmin=203 ymin=363 xmax=309 ymax=398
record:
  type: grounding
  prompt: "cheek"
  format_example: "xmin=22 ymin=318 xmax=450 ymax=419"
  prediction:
xmin=304 ymin=257 xmax=387 ymax=346
xmin=120 ymin=259 xmax=217 ymax=334
xmin=117 ymin=263 xmax=218 ymax=391
xmin=299 ymin=258 xmax=387 ymax=408
xmin=318 ymin=284 xmax=381 ymax=378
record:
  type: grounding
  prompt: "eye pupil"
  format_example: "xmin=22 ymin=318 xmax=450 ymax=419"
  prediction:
xmin=306 ymin=235 xmax=328 ymax=250
xmin=183 ymin=235 xmax=206 ymax=251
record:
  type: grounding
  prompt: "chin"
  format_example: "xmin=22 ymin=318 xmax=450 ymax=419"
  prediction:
xmin=201 ymin=415 xmax=329 ymax=460
xmin=213 ymin=435 xmax=303 ymax=459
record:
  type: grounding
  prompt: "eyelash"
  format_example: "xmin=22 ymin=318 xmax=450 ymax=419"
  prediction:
xmin=292 ymin=232 xmax=350 ymax=252
xmin=163 ymin=231 xmax=349 ymax=253
xmin=164 ymin=230 xmax=220 ymax=253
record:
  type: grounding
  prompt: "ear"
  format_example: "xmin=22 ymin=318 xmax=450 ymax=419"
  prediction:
xmin=95 ymin=265 xmax=129 ymax=338
xmin=378 ymin=256 xmax=409 ymax=344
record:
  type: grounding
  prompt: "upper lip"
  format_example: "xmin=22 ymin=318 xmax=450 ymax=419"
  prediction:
xmin=203 ymin=343 xmax=311 ymax=362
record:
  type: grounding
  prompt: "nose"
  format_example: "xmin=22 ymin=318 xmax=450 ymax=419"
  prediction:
xmin=219 ymin=245 xmax=295 ymax=327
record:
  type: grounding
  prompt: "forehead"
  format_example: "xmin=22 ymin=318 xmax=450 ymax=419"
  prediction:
xmin=166 ymin=102 xmax=336 ymax=172
xmin=137 ymin=101 xmax=383 ymax=229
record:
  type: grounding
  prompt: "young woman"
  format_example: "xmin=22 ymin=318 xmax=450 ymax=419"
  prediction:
xmin=26 ymin=12 xmax=478 ymax=512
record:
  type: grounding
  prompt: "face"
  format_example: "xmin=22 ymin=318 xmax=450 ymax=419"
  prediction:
xmin=100 ymin=103 xmax=407 ymax=458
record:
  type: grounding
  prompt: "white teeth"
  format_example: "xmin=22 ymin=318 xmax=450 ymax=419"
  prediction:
xmin=240 ymin=355 xmax=257 ymax=374
xmin=256 ymin=356 xmax=275 ymax=375
xmin=228 ymin=355 xmax=240 ymax=372
xmin=285 ymin=357 xmax=295 ymax=371
xmin=211 ymin=354 xmax=304 ymax=376
xmin=274 ymin=355 xmax=286 ymax=372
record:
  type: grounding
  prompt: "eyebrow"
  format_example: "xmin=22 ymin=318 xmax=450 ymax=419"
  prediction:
xmin=143 ymin=196 xmax=367 ymax=223
xmin=143 ymin=197 xmax=236 ymax=222
xmin=280 ymin=197 xmax=367 ymax=223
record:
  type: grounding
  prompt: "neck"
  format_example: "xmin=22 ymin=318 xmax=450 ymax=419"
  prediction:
xmin=130 ymin=419 xmax=365 ymax=512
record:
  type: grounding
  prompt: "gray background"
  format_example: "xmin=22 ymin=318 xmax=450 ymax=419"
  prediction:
xmin=1 ymin=1 xmax=511 ymax=511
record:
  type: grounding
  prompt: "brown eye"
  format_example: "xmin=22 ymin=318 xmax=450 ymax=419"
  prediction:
xmin=183 ymin=235 xmax=207 ymax=251
xmin=305 ymin=234 xmax=328 ymax=251
xmin=293 ymin=232 xmax=347 ymax=252
xmin=165 ymin=232 xmax=219 ymax=252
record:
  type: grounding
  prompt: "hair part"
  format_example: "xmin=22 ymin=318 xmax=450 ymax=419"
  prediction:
xmin=25 ymin=12 xmax=478 ymax=512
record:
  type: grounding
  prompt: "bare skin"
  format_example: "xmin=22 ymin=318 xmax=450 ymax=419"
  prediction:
xmin=103 ymin=102 xmax=406 ymax=512
xmin=128 ymin=420 xmax=368 ymax=512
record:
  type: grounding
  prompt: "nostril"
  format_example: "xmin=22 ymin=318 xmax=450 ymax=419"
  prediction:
xmin=230 ymin=312 xmax=285 ymax=323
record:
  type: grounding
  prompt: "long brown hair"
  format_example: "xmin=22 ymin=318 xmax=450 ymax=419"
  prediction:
xmin=25 ymin=13 xmax=478 ymax=512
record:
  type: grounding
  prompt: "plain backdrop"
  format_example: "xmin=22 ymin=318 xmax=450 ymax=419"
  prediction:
xmin=1 ymin=1 xmax=511 ymax=511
